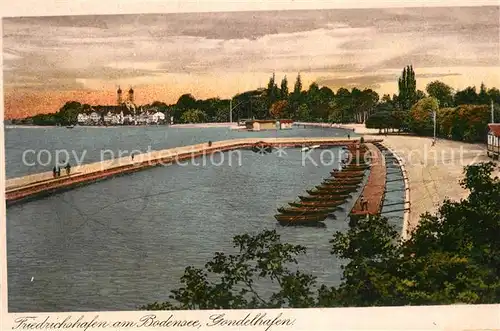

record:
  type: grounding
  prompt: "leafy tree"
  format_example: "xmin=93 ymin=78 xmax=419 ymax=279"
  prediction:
xmin=269 ymin=100 xmax=290 ymax=119
xmin=142 ymin=162 xmax=500 ymax=310
xmin=296 ymin=103 xmax=312 ymax=121
xmin=58 ymin=101 xmax=82 ymax=125
xmin=408 ymin=97 xmax=439 ymax=135
xmin=177 ymin=94 xmax=197 ymax=110
xmin=454 ymin=86 xmax=479 ymax=105
xmin=398 ymin=65 xmax=417 ymax=111
xmin=426 ymin=80 xmax=454 ymax=108
xmin=478 ymin=82 xmax=490 ymax=105
xmin=180 ymin=109 xmax=207 ymax=123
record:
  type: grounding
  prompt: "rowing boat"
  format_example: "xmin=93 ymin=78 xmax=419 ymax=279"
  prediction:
xmin=277 ymin=206 xmax=339 ymax=215
xmin=274 ymin=213 xmax=328 ymax=226
xmin=298 ymin=194 xmax=350 ymax=201
xmin=289 ymin=200 xmax=345 ymax=208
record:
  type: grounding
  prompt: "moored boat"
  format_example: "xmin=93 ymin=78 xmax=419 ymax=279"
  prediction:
xmin=329 ymin=171 xmax=365 ymax=178
xmin=274 ymin=213 xmax=328 ymax=226
xmin=298 ymin=194 xmax=349 ymax=201
xmin=306 ymin=187 xmax=353 ymax=195
xmin=277 ymin=206 xmax=339 ymax=215
xmin=289 ymin=200 xmax=345 ymax=208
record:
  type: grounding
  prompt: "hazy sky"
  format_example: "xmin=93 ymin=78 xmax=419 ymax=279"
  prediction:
xmin=3 ymin=5 xmax=500 ymax=118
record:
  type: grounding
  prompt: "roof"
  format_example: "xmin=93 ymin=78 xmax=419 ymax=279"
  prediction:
xmin=488 ymin=124 xmax=500 ymax=137
xmin=247 ymin=120 xmax=276 ymax=124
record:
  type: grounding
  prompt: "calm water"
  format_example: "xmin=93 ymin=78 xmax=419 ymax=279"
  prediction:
xmin=5 ymin=126 xmax=403 ymax=312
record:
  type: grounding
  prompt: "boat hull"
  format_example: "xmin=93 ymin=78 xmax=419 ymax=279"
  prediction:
xmin=274 ymin=213 xmax=328 ymax=225
xmin=277 ymin=206 xmax=339 ymax=215
xmin=298 ymin=195 xmax=349 ymax=202
xmin=289 ymin=201 xmax=345 ymax=208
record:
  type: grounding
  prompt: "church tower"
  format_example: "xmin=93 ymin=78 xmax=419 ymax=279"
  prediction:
xmin=117 ymin=86 xmax=123 ymax=105
xmin=128 ymin=87 xmax=134 ymax=104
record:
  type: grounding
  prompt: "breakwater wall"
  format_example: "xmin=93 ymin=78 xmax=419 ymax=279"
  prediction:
xmin=6 ymin=137 xmax=383 ymax=205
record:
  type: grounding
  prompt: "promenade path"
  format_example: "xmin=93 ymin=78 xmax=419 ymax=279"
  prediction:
xmin=350 ymin=143 xmax=387 ymax=216
xmin=5 ymin=136 xmax=382 ymax=205
xmin=333 ymin=123 xmax=500 ymax=235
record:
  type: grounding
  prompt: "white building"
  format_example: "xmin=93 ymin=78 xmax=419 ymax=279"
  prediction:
xmin=89 ymin=112 xmax=101 ymax=124
xmin=77 ymin=113 xmax=89 ymax=124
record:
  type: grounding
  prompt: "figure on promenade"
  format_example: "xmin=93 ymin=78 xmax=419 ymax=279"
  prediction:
xmin=56 ymin=167 xmax=61 ymax=177
xmin=52 ymin=166 xmax=57 ymax=178
xmin=347 ymin=133 xmax=350 ymax=139
xmin=131 ymin=153 xmax=135 ymax=161
xmin=208 ymin=140 xmax=212 ymax=147
xmin=65 ymin=162 xmax=71 ymax=175
xmin=360 ymin=195 xmax=368 ymax=211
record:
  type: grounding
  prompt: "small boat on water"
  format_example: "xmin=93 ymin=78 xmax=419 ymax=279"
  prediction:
xmin=330 ymin=171 xmax=365 ymax=178
xmin=320 ymin=182 xmax=361 ymax=189
xmin=321 ymin=178 xmax=362 ymax=185
xmin=306 ymin=188 xmax=355 ymax=196
xmin=299 ymin=194 xmax=350 ymax=201
xmin=277 ymin=206 xmax=339 ymax=215
xmin=275 ymin=213 xmax=328 ymax=226
xmin=66 ymin=125 xmax=75 ymax=129
xmin=315 ymin=183 xmax=361 ymax=190
xmin=289 ymin=200 xmax=345 ymax=208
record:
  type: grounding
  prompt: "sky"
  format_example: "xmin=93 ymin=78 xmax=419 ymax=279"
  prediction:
xmin=2 ymin=5 xmax=500 ymax=119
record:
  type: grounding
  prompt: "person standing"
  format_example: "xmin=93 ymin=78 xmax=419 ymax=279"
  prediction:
xmin=360 ymin=196 xmax=366 ymax=211
xmin=65 ymin=162 xmax=71 ymax=175
xmin=347 ymin=133 xmax=350 ymax=139
xmin=56 ymin=167 xmax=61 ymax=177
xmin=52 ymin=166 xmax=57 ymax=178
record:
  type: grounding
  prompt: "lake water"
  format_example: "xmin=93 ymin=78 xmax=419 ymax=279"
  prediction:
xmin=5 ymin=126 xmax=403 ymax=312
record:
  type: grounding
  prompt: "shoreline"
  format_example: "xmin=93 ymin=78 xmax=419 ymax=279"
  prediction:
xmin=307 ymin=123 xmax=499 ymax=236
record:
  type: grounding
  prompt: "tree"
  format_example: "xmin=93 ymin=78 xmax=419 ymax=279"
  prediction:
xmin=280 ymin=76 xmax=289 ymax=99
xmin=397 ymin=65 xmax=417 ymax=111
xmin=454 ymin=86 xmax=479 ymax=105
xmin=269 ymin=100 xmax=290 ymax=119
xmin=293 ymin=73 xmax=302 ymax=95
xmin=58 ymin=101 xmax=82 ymax=125
xmin=142 ymin=162 xmax=500 ymax=310
xmin=296 ymin=103 xmax=312 ymax=121
xmin=426 ymin=80 xmax=454 ymax=108
xmin=267 ymin=73 xmax=279 ymax=107
xmin=180 ymin=109 xmax=206 ymax=123
xmin=177 ymin=94 xmax=197 ymax=110
xmin=408 ymin=97 xmax=439 ymax=135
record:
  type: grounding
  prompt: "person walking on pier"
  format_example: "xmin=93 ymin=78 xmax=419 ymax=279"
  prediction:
xmin=56 ymin=167 xmax=61 ymax=177
xmin=360 ymin=195 xmax=368 ymax=211
xmin=65 ymin=162 xmax=71 ymax=176
xmin=52 ymin=166 xmax=57 ymax=178
xmin=131 ymin=153 xmax=135 ymax=161
xmin=347 ymin=133 xmax=350 ymax=139
xmin=208 ymin=140 xmax=212 ymax=147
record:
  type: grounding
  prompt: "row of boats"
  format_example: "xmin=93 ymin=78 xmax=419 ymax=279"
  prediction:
xmin=275 ymin=145 xmax=370 ymax=226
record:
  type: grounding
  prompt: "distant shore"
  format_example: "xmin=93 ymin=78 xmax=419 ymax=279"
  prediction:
xmin=4 ymin=122 xmax=243 ymax=129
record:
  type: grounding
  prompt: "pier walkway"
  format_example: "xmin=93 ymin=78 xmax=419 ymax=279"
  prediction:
xmin=6 ymin=137 xmax=383 ymax=205
xmin=350 ymin=143 xmax=387 ymax=216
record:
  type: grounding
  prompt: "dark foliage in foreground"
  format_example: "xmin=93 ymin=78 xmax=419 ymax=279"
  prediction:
xmin=141 ymin=162 xmax=500 ymax=309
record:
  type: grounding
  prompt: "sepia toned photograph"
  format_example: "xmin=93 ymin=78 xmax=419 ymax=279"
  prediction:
xmin=2 ymin=1 xmax=500 ymax=327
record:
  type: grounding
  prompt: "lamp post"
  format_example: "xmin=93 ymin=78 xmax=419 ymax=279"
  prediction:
xmin=491 ymin=99 xmax=495 ymax=123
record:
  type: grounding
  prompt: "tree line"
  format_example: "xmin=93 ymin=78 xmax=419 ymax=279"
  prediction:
xmin=366 ymin=65 xmax=500 ymax=142
xmin=141 ymin=163 xmax=500 ymax=309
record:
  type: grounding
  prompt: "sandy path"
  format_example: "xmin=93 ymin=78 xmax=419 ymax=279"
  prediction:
xmin=343 ymin=124 xmax=499 ymax=235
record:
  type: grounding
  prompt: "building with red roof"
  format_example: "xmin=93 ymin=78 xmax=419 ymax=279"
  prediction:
xmin=487 ymin=123 xmax=500 ymax=159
